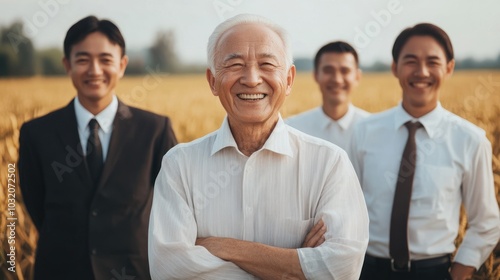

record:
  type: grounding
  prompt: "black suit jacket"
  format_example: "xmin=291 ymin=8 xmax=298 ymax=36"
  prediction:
xmin=19 ymin=99 xmax=177 ymax=280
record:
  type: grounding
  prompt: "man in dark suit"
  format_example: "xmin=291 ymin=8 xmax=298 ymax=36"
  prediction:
xmin=18 ymin=15 xmax=177 ymax=280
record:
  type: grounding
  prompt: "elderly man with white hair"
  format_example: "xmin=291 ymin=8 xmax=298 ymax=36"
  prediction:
xmin=148 ymin=14 xmax=369 ymax=279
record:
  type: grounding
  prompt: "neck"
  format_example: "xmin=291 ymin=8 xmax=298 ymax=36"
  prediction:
xmin=78 ymin=95 xmax=113 ymax=116
xmin=402 ymin=101 xmax=437 ymax=118
xmin=322 ymin=101 xmax=349 ymax=121
xmin=229 ymin=117 xmax=278 ymax=157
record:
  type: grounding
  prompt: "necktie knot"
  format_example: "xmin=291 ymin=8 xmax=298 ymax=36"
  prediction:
xmin=404 ymin=121 xmax=422 ymax=134
xmin=89 ymin=119 xmax=100 ymax=132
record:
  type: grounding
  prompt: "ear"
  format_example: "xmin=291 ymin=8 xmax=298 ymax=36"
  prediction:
xmin=445 ymin=59 xmax=455 ymax=78
xmin=313 ymin=68 xmax=320 ymax=83
xmin=62 ymin=57 xmax=71 ymax=74
xmin=206 ymin=68 xmax=218 ymax=96
xmin=118 ymin=55 xmax=129 ymax=78
xmin=391 ymin=61 xmax=397 ymax=77
xmin=356 ymin=68 xmax=362 ymax=82
xmin=285 ymin=65 xmax=296 ymax=96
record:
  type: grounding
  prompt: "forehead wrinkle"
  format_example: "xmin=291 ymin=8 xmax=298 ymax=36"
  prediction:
xmin=259 ymin=53 xmax=278 ymax=61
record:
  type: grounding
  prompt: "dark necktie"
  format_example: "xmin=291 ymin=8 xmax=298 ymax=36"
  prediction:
xmin=389 ymin=121 xmax=422 ymax=269
xmin=86 ymin=119 xmax=103 ymax=185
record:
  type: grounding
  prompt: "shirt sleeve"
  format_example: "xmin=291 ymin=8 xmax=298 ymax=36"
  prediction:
xmin=297 ymin=150 xmax=369 ymax=279
xmin=148 ymin=150 xmax=252 ymax=279
xmin=454 ymin=137 xmax=500 ymax=269
xmin=348 ymin=124 xmax=363 ymax=182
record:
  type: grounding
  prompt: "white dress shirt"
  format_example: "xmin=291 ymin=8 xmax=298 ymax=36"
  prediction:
xmin=149 ymin=116 xmax=369 ymax=279
xmin=349 ymin=102 xmax=500 ymax=269
xmin=74 ymin=96 xmax=118 ymax=161
xmin=286 ymin=104 xmax=370 ymax=158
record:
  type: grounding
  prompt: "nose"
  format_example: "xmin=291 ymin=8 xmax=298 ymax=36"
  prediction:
xmin=331 ymin=71 xmax=343 ymax=83
xmin=88 ymin=60 xmax=103 ymax=76
xmin=414 ymin=62 xmax=430 ymax=77
xmin=240 ymin=65 xmax=262 ymax=87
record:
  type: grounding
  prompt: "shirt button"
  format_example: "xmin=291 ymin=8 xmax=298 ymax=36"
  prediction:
xmin=92 ymin=210 xmax=98 ymax=216
xmin=91 ymin=249 xmax=97 ymax=255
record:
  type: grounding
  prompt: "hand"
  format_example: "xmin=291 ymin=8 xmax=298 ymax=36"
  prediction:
xmin=449 ymin=262 xmax=475 ymax=280
xmin=301 ymin=219 xmax=326 ymax=248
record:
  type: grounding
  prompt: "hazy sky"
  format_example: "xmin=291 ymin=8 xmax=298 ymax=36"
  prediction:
xmin=1 ymin=0 xmax=499 ymax=66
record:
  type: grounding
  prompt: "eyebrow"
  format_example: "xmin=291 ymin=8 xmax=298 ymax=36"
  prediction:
xmin=223 ymin=53 xmax=243 ymax=63
xmin=222 ymin=52 xmax=279 ymax=63
xmin=74 ymin=51 xmax=114 ymax=58
xmin=401 ymin=54 xmax=442 ymax=61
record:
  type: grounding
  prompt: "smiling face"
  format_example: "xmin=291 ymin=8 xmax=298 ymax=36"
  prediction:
xmin=206 ymin=23 xmax=295 ymax=128
xmin=63 ymin=31 xmax=128 ymax=113
xmin=315 ymin=52 xmax=360 ymax=107
xmin=392 ymin=35 xmax=454 ymax=117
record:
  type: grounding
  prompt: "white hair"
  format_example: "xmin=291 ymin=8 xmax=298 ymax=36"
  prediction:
xmin=207 ymin=14 xmax=293 ymax=73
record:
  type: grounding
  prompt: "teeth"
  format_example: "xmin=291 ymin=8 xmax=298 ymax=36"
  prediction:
xmin=412 ymin=82 xmax=430 ymax=88
xmin=87 ymin=80 xmax=103 ymax=85
xmin=238 ymin=94 xmax=265 ymax=100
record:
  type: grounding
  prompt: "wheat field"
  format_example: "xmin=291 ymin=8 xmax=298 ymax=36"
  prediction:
xmin=1 ymin=71 xmax=499 ymax=279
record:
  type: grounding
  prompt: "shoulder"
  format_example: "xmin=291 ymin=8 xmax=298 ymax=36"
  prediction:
xmin=121 ymin=104 xmax=174 ymax=136
xmin=21 ymin=105 xmax=69 ymax=134
xmin=163 ymin=130 xmax=217 ymax=160
xmin=440 ymin=109 xmax=488 ymax=144
xmin=126 ymin=105 xmax=171 ymax=124
xmin=286 ymin=125 xmax=346 ymax=159
xmin=285 ymin=107 xmax=321 ymax=125
xmin=354 ymin=107 xmax=395 ymax=130
xmin=353 ymin=106 xmax=371 ymax=118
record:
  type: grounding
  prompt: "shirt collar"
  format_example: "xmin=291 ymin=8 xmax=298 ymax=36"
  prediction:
xmin=211 ymin=115 xmax=293 ymax=157
xmin=319 ymin=103 xmax=355 ymax=130
xmin=74 ymin=95 xmax=118 ymax=133
xmin=394 ymin=102 xmax=444 ymax=139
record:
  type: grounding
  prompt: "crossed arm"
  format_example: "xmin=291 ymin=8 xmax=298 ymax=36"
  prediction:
xmin=195 ymin=220 xmax=327 ymax=279
xmin=149 ymin=151 xmax=368 ymax=279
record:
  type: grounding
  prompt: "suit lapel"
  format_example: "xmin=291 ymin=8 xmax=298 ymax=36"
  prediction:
xmin=96 ymin=100 xmax=132 ymax=189
xmin=56 ymin=100 xmax=93 ymax=186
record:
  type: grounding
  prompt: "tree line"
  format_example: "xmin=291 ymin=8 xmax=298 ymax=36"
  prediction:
xmin=0 ymin=21 xmax=186 ymax=77
xmin=1 ymin=21 xmax=499 ymax=77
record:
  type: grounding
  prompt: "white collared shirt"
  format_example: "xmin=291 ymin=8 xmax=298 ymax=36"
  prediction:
xmin=349 ymin=102 xmax=500 ymax=269
xmin=286 ymin=104 xmax=370 ymax=157
xmin=149 ymin=116 xmax=369 ymax=279
xmin=74 ymin=96 xmax=118 ymax=161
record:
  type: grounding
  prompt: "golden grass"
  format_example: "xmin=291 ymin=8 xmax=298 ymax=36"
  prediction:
xmin=1 ymin=71 xmax=499 ymax=279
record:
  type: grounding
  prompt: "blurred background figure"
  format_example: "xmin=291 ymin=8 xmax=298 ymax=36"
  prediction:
xmin=287 ymin=41 xmax=369 ymax=157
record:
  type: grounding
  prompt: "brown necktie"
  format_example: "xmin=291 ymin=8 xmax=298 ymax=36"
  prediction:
xmin=389 ymin=121 xmax=422 ymax=269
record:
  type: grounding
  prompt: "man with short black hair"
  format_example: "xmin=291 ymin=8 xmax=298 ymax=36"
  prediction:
xmin=19 ymin=15 xmax=177 ymax=279
xmin=350 ymin=23 xmax=500 ymax=280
